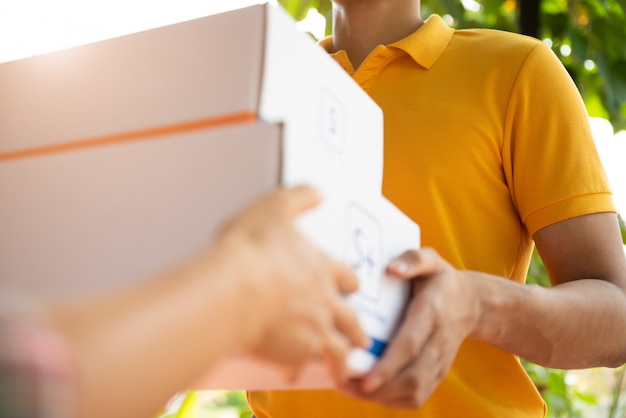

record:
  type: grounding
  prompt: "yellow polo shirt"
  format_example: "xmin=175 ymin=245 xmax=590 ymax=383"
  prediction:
xmin=248 ymin=14 xmax=615 ymax=418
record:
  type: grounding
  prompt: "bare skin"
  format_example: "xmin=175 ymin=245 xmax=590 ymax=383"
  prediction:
xmin=52 ymin=186 xmax=369 ymax=418
xmin=332 ymin=0 xmax=626 ymax=410
xmin=340 ymin=213 xmax=626 ymax=409
xmin=331 ymin=0 xmax=423 ymax=69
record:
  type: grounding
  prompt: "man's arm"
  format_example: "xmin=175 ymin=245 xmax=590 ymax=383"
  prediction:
xmin=340 ymin=212 xmax=626 ymax=409
xmin=52 ymin=186 xmax=368 ymax=418
xmin=476 ymin=211 xmax=626 ymax=368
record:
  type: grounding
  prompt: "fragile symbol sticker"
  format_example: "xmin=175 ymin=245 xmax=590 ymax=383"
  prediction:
xmin=346 ymin=202 xmax=383 ymax=301
xmin=319 ymin=88 xmax=346 ymax=153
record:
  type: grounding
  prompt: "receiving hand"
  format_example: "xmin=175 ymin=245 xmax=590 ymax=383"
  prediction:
xmin=339 ymin=247 xmax=480 ymax=408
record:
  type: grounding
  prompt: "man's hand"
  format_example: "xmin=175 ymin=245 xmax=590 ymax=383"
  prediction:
xmin=340 ymin=247 xmax=481 ymax=409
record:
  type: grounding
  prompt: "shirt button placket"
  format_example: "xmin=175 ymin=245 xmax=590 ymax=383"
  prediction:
xmin=354 ymin=46 xmax=396 ymax=93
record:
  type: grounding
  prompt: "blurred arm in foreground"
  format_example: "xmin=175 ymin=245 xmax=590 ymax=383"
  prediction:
xmin=0 ymin=185 xmax=368 ymax=418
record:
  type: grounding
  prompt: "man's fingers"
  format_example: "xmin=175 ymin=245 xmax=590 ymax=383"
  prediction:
xmin=360 ymin=302 xmax=433 ymax=393
xmin=364 ymin=329 xmax=455 ymax=409
xmin=386 ymin=247 xmax=443 ymax=279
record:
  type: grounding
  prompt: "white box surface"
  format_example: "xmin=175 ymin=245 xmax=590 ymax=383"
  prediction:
xmin=0 ymin=3 xmax=383 ymax=191
xmin=0 ymin=121 xmax=419 ymax=389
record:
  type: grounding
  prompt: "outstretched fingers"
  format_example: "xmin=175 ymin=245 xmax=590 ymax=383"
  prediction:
xmin=275 ymin=185 xmax=323 ymax=219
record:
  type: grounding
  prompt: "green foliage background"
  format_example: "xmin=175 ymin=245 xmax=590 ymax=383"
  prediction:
xmin=427 ymin=0 xmax=626 ymax=133
xmin=282 ymin=0 xmax=626 ymax=133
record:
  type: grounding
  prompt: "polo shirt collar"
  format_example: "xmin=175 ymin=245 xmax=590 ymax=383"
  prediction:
xmin=319 ymin=14 xmax=453 ymax=70
xmin=389 ymin=14 xmax=453 ymax=69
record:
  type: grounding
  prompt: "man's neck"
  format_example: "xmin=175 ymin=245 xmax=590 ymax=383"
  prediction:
xmin=331 ymin=0 xmax=423 ymax=69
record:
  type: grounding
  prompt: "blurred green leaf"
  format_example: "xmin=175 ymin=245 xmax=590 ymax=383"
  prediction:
xmin=282 ymin=0 xmax=624 ymax=135
xmin=574 ymin=390 xmax=598 ymax=404
xmin=278 ymin=0 xmax=314 ymax=21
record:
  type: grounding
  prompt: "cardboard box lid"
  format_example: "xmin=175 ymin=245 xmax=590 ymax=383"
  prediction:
xmin=0 ymin=5 xmax=264 ymax=154
xmin=0 ymin=3 xmax=383 ymax=191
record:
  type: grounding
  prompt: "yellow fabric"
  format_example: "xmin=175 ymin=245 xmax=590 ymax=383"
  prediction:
xmin=248 ymin=14 xmax=615 ymax=418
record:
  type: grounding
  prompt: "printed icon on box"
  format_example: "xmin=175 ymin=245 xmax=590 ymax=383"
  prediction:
xmin=346 ymin=203 xmax=383 ymax=301
xmin=320 ymin=88 xmax=346 ymax=153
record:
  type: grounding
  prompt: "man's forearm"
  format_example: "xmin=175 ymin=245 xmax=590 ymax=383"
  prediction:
xmin=472 ymin=272 xmax=626 ymax=369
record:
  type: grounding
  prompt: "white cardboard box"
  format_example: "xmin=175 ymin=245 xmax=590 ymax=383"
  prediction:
xmin=0 ymin=121 xmax=419 ymax=389
xmin=0 ymin=2 xmax=383 ymax=192
xmin=0 ymin=3 xmax=418 ymax=389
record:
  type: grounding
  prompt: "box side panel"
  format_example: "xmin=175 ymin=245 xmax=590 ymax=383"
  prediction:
xmin=0 ymin=5 xmax=266 ymax=154
xmin=260 ymin=4 xmax=384 ymax=192
xmin=0 ymin=122 xmax=281 ymax=297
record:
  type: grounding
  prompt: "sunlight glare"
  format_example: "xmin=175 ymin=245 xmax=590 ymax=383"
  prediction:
xmin=461 ymin=0 xmax=483 ymax=12
xmin=590 ymin=118 xmax=626 ymax=216
xmin=0 ymin=0 xmax=266 ymax=63
xmin=297 ymin=7 xmax=326 ymax=40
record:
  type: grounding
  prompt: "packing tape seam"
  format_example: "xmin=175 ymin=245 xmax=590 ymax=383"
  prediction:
xmin=0 ymin=110 xmax=258 ymax=162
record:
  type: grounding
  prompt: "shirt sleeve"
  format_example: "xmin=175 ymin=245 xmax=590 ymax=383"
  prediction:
xmin=501 ymin=41 xmax=616 ymax=237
